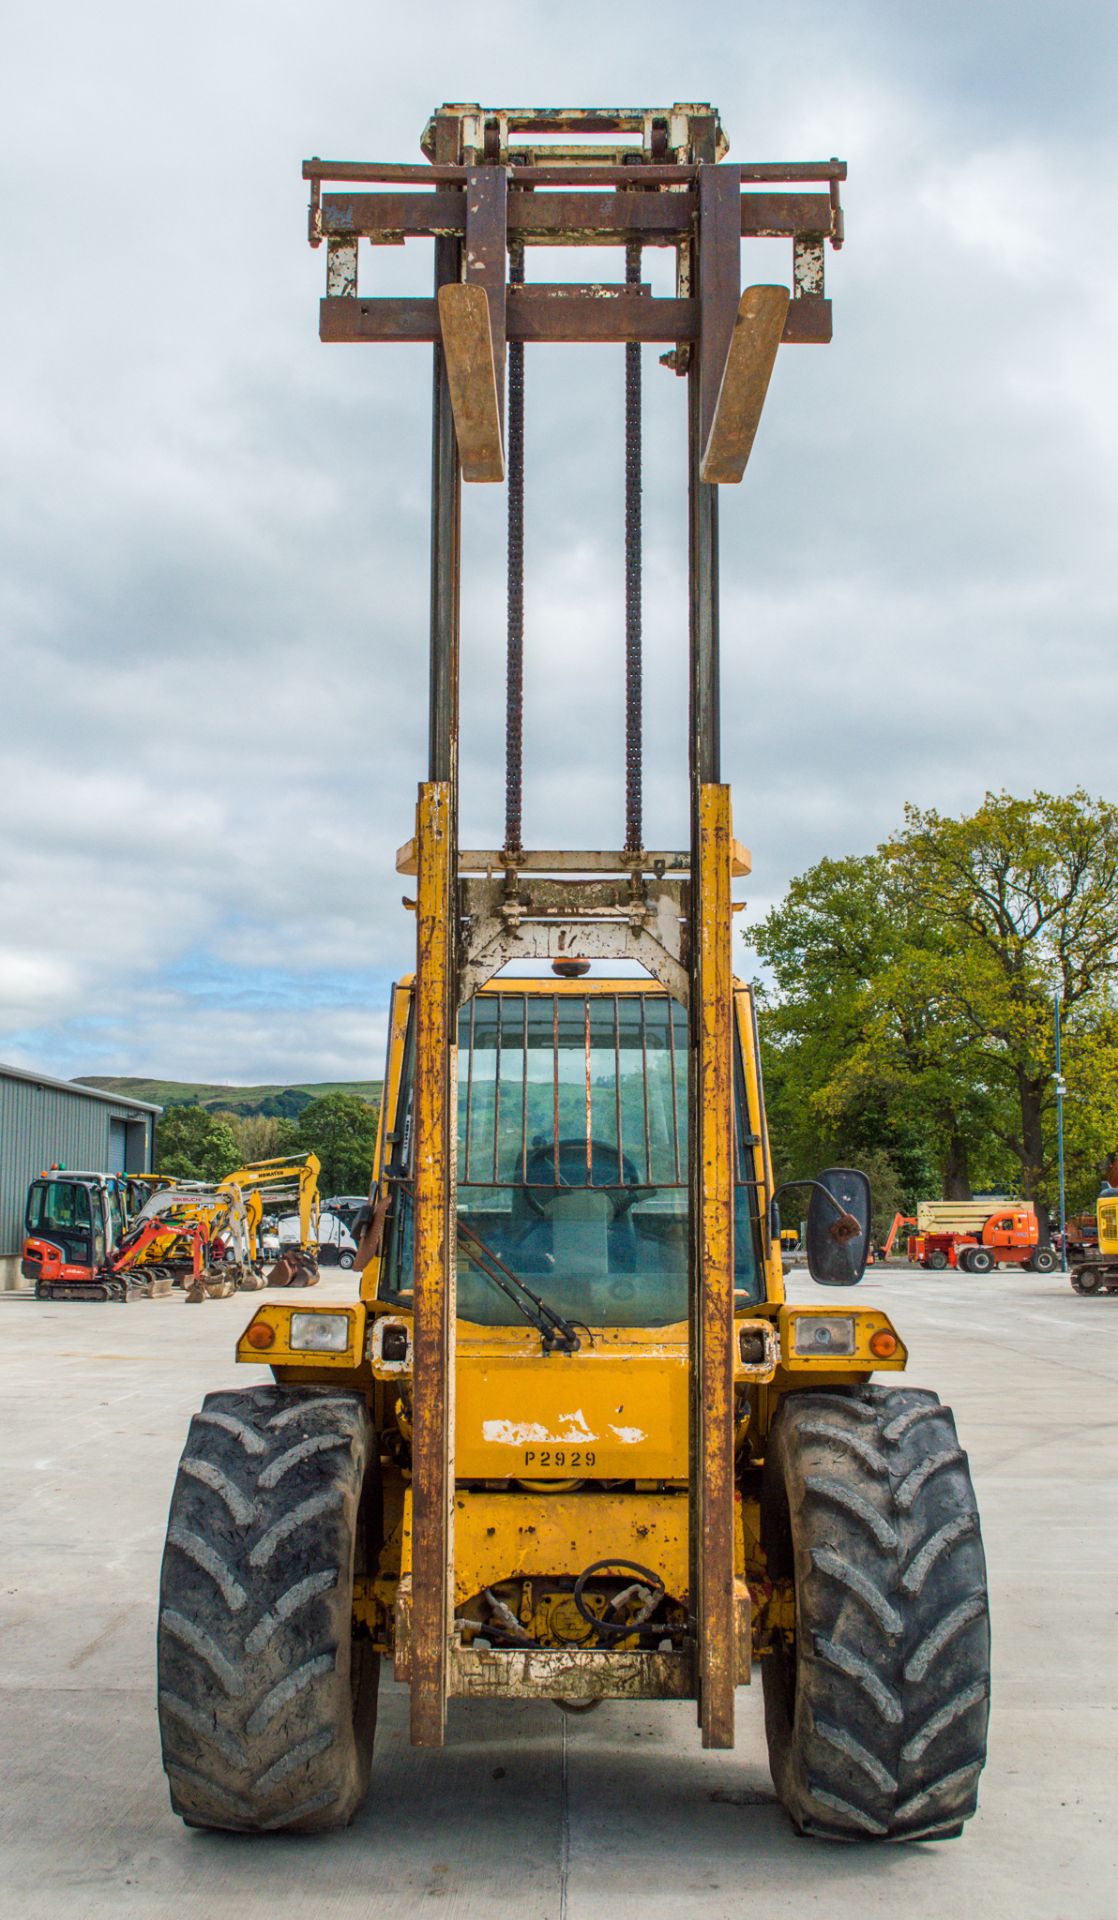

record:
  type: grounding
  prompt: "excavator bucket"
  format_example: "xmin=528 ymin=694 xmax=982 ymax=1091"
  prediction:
xmin=265 ymin=1248 xmax=320 ymax=1288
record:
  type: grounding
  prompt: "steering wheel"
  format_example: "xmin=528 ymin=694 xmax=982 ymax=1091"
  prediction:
xmin=521 ymin=1138 xmax=642 ymax=1219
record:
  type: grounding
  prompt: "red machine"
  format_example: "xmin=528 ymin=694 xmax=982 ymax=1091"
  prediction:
xmin=881 ymin=1203 xmax=1056 ymax=1275
xmin=30 ymin=1214 xmax=211 ymax=1302
xmin=879 ymin=1212 xmax=916 ymax=1260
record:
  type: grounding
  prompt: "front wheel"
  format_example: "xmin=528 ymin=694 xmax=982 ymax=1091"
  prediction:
xmin=1027 ymin=1249 xmax=1057 ymax=1274
xmin=158 ymin=1385 xmax=380 ymax=1832
xmin=967 ymin=1247 xmax=994 ymax=1274
xmin=761 ymin=1387 xmax=990 ymax=1842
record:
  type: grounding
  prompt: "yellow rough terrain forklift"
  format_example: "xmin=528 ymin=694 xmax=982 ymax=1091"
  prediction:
xmin=157 ymin=103 xmax=990 ymax=1843
xmin=1069 ymin=1154 xmax=1118 ymax=1293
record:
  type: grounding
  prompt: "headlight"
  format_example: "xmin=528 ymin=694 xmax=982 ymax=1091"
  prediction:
xmin=290 ymin=1312 xmax=351 ymax=1353
xmin=793 ymin=1315 xmax=856 ymax=1357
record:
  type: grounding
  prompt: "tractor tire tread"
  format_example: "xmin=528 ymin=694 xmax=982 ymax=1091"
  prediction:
xmin=158 ymin=1384 xmax=379 ymax=1834
xmin=762 ymin=1385 xmax=989 ymax=1843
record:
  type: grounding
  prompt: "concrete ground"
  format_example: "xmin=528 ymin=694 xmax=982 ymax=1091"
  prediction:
xmin=0 ymin=1267 xmax=1114 ymax=1920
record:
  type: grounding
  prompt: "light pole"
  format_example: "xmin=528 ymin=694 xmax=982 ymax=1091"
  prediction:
xmin=1053 ymin=992 xmax=1068 ymax=1272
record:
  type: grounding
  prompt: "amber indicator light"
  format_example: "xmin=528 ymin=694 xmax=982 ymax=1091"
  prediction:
xmin=869 ymin=1328 xmax=899 ymax=1359
xmin=246 ymin=1321 xmax=276 ymax=1351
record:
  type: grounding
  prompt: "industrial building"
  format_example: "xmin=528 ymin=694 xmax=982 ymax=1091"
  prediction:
xmin=0 ymin=1065 xmax=159 ymax=1287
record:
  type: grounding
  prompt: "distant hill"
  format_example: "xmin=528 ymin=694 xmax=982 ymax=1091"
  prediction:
xmin=75 ymin=1076 xmax=381 ymax=1119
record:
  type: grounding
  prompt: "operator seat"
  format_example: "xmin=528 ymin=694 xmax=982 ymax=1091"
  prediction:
xmin=514 ymin=1139 xmax=639 ymax=1276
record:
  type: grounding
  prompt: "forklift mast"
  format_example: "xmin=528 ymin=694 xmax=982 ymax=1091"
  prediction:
xmin=304 ymin=105 xmax=844 ymax=1748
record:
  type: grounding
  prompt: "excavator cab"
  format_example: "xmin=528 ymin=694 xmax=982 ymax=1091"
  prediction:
xmin=22 ymin=1170 xmax=125 ymax=1294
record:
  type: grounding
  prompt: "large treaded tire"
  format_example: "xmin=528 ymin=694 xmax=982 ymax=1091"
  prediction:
xmin=157 ymin=1385 xmax=380 ymax=1833
xmin=761 ymin=1386 xmax=990 ymax=1842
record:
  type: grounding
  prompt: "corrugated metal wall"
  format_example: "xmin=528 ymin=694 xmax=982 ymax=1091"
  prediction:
xmin=0 ymin=1076 xmax=155 ymax=1256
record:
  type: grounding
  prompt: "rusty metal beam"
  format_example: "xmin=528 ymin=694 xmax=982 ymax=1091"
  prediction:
xmin=691 ymin=782 xmax=736 ymax=1749
xmin=697 ymin=166 xmax=742 ymax=460
xmin=320 ymin=291 xmax=692 ymax=344
xmin=688 ymin=180 xmax=723 ymax=799
xmin=305 ymin=158 xmax=846 ymax=185
xmin=428 ymin=225 xmax=461 ymax=787
xmin=409 ymin=113 xmax=462 ymax=1753
xmin=700 ymin=284 xmax=790 ymax=485
xmin=741 ymin=192 xmax=831 ymax=235
xmin=322 ymin=191 xmax=691 ymax=242
xmin=321 ymin=188 xmax=831 ymax=247
xmin=409 ymin=781 xmax=455 ymax=1749
xmin=437 ymin=286 xmax=504 ymax=482
xmin=465 ymin=167 xmax=507 ymax=429
xmin=320 ymin=292 xmax=830 ymax=346
xmin=510 ymin=288 xmax=682 ymax=341
xmin=323 ymin=191 xmax=470 ymax=238
xmin=510 ymin=193 xmax=691 ymax=242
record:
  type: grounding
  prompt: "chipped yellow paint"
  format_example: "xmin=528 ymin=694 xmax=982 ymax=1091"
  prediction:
xmin=452 ymin=1485 xmax=691 ymax=1607
xmin=410 ymin=780 xmax=455 ymax=1747
xmin=694 ymin=783 xmax=736 ymax=1750
xmin=735 ymin=984 xmax=784 ymax=1304
xmin=235 ymin=1302 xmax=365 ymax=1370
xmin=455 ymin=1333 xmax=689 ymax=1481
xmin=360 ymin=982 xmax=413 ymax=1304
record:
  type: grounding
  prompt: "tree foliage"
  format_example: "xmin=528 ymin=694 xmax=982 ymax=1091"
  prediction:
xmin=753 ymin=790 xmax=1118 ymax=1225
xmin=295 ymin=1092 xmax=379 ymax=1197
xmin=212 ymin=1112 xmax=301 ymax=1167
xmin=156 ymin=1105 xmax=241 ymax=1184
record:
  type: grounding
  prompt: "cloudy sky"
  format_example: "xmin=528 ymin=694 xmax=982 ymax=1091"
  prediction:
xmin=1 ymin=0 xmax=1114 ymax=1085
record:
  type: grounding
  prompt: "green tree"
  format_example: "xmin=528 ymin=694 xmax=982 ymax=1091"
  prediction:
xmin=1049 ymin=1006 xmax=1118 ymax=1215
xmin=887 ymin=790 xmax=1118 ymax=1218
xmin=296 ymin=1092 xmax=379 ymax=1196
xmin=752 ymin=852 xmax=982 ymax=1204
xmin=156 ymin=1106 xmax=241 ymax=1183
xmin=752 ymin=790 xmax=1118 ymax=1227
xmin=213 ymin=1112 xmax=301 ymax=1166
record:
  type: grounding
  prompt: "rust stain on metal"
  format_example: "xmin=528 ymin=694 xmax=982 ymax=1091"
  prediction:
xmin=700 ymin=284 xmax=790 ymax=485
xmin=410 ymin=782 xmax=454 ymax=1746
xmin=694 ymin=782 xmax=736 ymax=1748
xmin=450 ymin=1642 xmax=694 ymax=1701
xmin=437 ymin=284 xmax=504 ymax=482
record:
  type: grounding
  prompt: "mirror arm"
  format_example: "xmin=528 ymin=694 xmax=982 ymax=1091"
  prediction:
xmin=770 ymin=1177 xmax=857 ymax=1238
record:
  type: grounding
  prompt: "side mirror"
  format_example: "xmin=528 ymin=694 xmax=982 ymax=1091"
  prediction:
xmin=806 ymin=1167 xmax=872 ymax=1287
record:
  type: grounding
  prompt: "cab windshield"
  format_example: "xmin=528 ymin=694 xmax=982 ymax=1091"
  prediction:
xmin=380 ymin=988 xmax=762 ymax=1328
xmin=26 ymin=1180 xmax=95 ymax=1262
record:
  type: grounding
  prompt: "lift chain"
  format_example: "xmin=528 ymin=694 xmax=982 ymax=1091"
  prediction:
xmin=504 ymin=237 xmax=526 ymax=860
xmin=624 ymin=239 xmax=643 ymax=856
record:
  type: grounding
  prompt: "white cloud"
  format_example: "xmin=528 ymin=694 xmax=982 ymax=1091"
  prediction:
xmin=0 ymin=0 xmax=1114 ymax=1081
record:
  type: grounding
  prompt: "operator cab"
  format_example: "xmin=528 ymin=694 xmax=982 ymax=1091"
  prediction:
xmin=377 ymin=978 xmax=763 ymax=1330
xmin=22 ymin=1171 xmax=126 ymax=1281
